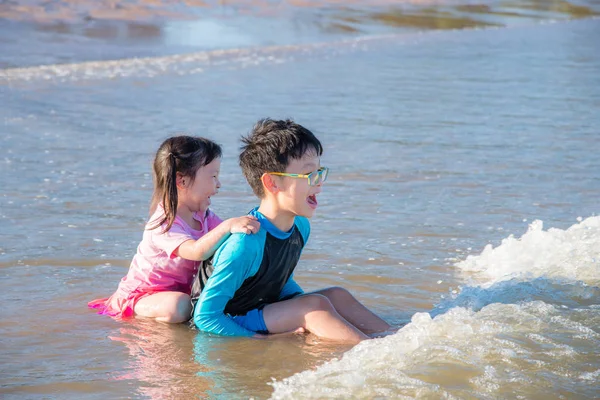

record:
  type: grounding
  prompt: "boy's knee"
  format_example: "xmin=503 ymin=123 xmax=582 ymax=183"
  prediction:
xmin=320 ymin=286 xmax=352 ymax=300
xmin=299 ymin=294 xmax=334 ymax=312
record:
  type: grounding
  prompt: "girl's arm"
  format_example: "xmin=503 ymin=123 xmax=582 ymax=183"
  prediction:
xmin=175 ymin=216 xmax=260 ymax=261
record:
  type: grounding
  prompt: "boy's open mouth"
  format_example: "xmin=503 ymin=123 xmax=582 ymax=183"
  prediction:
xmin=307 ymin=194 xmax=318 ymax=209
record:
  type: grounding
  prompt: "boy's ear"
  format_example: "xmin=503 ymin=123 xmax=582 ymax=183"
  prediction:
xmin=261 ymin=173 xmax=280 ymax=194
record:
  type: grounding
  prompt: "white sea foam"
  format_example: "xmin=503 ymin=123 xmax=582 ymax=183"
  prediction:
xmin=455 ymin=216 xmax=600 ymax=287
xmin=270 ymin=217 xmax=600 ymax=399
xmin=0 ymin=34 xmax=395 ymax=84
xmin=0 ymin=46 xmax=289 ymax=83
xmin=271 ymin=302 xmax=600 ymax=399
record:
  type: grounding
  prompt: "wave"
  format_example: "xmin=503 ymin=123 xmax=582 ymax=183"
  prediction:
xmin=270 ymin=216 xmax=600 ymax=399
xmin=271 ymin=302 xmax=600 ymax=399
xmin=454 ymin=216 xmax=600 ymax=287
xmin=0 ymin=32 xmax=407 ymax=84
xmin=0 ymin=19 xmax=578 ymax=84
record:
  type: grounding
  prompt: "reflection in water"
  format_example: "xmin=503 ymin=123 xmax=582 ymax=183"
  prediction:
xmin=109 ymin=320 xmax=214 ymax=398
xmin=192 ymin=331 xmax=353 ymax=397
xmin=106 ymin=318 xmax=353 ymax=398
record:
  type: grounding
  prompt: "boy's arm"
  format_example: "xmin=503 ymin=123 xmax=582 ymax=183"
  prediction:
xmin=193 ymin=234 xmax=262 ymax=337
xmin=176 ymin=216 xmax=259 ymax=261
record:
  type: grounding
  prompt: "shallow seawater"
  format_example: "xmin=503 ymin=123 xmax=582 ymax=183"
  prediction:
xmin=1 ymin=1 xmax=600 ymax=399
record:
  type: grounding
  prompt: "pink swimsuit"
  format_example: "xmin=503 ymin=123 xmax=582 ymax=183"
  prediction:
xmin=88 ymin=207 xmax=222 ymax=318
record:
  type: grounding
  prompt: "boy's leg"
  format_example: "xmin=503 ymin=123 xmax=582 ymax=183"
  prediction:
xmin=312 ymin=287 xmax=391 ymax=335
xmin=262 ymin=294 xmax=369 ymax=344
xmin=134 ymin=291 xmax=192 ymax=323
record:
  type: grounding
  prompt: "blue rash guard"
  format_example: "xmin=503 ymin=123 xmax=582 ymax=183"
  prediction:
xmin=191 ymin=207 xmax=309 ymax=337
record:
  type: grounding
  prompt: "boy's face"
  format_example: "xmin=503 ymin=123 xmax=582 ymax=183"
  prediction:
xmin=276 ymin=151 xmax=323 ymax=218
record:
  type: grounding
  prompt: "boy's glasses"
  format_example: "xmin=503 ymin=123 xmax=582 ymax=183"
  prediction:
xmin=268 ymin=167 xmax=329 ymax=186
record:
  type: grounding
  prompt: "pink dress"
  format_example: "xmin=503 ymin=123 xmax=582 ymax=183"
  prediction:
xmin=88 ymin=207 xmax=223 ymax=318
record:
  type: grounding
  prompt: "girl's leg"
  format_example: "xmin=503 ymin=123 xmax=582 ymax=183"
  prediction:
xmin=134 ymin=292 xmax=191 ymax=323
xmin=262 ymin=294 xmax=369 ymax=344
xmin=313 ymin=287 xmax=391 ymax=335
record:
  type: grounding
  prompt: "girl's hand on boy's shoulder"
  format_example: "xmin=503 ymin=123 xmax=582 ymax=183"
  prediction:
xmin=228 ymin=216 xmax=260 ymax=235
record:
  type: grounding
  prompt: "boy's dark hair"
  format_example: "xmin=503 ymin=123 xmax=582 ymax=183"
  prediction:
xmin=149 ymin=135 xmax=222 ymax=232
xmin=239 ymin=118 xmax=323 ymax=198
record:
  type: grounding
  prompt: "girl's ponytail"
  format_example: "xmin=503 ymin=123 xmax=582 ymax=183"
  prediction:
xmin=161 ymin=152 xmax=180 ymax=232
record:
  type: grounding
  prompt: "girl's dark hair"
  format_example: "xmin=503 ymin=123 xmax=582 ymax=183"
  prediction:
xmin=149 ymin=135 xmax=222 ymax=232
xmin=239 ymin=118 xmax=322 ymax=198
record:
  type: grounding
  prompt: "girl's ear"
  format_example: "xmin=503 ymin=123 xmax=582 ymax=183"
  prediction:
xmin=176 ymin=172 xmax=186 ymax=189
xmin=261 ymin=173 xmax=280 ymax=194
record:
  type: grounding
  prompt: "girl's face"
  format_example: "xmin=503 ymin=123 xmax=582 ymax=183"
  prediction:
xmin=179 ymin=157 xmax=221 ymax=214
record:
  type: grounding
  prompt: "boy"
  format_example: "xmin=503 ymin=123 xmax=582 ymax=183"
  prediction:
xmin=192 ymin=119 xmax=390 ymax=343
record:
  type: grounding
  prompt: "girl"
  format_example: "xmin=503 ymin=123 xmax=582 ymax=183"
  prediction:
xmin=89 ymin=136 xmax=260 ymax=323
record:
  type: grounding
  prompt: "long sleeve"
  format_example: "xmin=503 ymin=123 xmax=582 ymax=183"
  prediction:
xmin=193 ymin=233 xmax=262 ymax=337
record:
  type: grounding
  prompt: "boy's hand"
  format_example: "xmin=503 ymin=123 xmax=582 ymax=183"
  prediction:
xmin=228 ymin=216 xmax=260 ymax=235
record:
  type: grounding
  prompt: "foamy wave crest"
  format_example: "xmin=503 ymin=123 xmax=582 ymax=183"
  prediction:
xmin=0 ymin=46 xmax=291 ymax=83
xmin=455 ymin=216 xmax=600 ymax=287
xmin=270 ymin=302 xmax=600 ymax=399
xmin=432 ymin=277 xmax=600 ymax=317
xmin=0 ymin=35 xmax=397 ymax=84
xmin=0 ymin=25 xmax=510 ymax=84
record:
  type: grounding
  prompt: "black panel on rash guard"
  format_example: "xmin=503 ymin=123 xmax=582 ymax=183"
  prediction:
xmin=192 ymin=227 xmax=304 ymax=316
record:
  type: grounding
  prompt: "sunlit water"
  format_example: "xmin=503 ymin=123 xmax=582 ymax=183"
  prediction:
xmin=1 ymin=1 xmax=600 ymax=399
